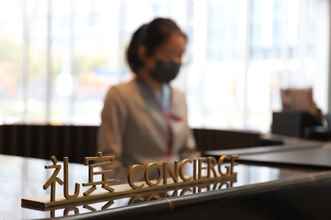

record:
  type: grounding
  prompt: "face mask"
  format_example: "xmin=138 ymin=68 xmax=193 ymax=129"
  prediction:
xmin=150 ymin=59 xmax=181 ymax=84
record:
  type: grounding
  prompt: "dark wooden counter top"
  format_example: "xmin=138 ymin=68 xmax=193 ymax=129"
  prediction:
xmin=205 ymin=135 xmax=331 ymax=169
xmin=0 ymin=154 xmax=325 ymax=219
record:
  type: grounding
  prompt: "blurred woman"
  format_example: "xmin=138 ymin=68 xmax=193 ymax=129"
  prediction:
xmin=98 ymin=17 xmax=196 ymax=170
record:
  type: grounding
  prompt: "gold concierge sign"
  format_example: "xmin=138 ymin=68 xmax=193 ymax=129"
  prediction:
xmin=21 ymin=152 xmax=238 ymax=211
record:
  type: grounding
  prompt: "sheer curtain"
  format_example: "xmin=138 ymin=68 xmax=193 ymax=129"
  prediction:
xmin=0 ymin=0 xmax=329 ymax=132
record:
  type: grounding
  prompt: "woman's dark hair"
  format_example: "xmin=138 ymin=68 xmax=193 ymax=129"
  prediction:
xmin=126 ymin=17 xmax=187 ymax=74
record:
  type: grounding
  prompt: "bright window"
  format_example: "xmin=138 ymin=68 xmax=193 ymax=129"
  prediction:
xmin=0 ymin=0 xmax=329 ymax=132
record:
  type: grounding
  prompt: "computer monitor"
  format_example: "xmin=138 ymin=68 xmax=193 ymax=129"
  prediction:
xmin=281 ymin=88 xmax=314 ymax=112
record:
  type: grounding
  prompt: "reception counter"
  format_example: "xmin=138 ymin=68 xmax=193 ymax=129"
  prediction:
xmin=205 ymin=135 xmax=331 ymax=169
xmin=0 ymin=125 xmax=331 ymax=219
xmin=0 ymin=154 xmax=330 ymax=219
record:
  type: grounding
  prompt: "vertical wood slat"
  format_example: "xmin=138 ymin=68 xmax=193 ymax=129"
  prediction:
xmin=0 ymin=124 xmax=102 ymax=163
xmin=0 ymin=125 xmax=3 ymax=154
xmin=10 ymin=125 xmax=17 ymax=156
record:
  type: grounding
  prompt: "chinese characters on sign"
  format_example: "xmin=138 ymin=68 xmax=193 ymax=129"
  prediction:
xmin=22 ymin=153 xmax=238 ymax=213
